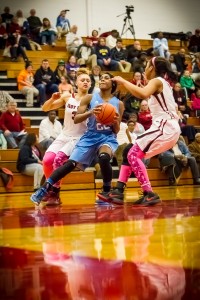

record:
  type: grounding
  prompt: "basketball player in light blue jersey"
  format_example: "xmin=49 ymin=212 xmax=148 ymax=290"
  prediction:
xmin=30 ymin=73 xmax=124 ymax=205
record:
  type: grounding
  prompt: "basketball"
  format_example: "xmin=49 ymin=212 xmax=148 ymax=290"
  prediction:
xmin=96 ymin=102 xmax=116 ymax=125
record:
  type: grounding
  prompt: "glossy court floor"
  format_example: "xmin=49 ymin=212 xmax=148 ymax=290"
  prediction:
xmin=0 ymin=186 xmax=200 ymax=300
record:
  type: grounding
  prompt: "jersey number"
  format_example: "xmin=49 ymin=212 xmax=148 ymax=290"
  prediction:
xmin=96 ymin=123 xmax=111 ymax=130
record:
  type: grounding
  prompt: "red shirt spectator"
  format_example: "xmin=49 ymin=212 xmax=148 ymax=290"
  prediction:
xmin=138 ymin=100 xmax=152 ymax=130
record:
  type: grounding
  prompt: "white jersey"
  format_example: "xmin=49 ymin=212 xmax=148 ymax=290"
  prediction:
xmin=62 ymin=96 xmax=87 ymax=137
xmin=148 ymin=77 xmax=179 ymax=122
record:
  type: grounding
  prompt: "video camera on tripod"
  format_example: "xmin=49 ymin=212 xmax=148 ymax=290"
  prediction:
xmin=125 ymin=5 xmax=134 ymax=15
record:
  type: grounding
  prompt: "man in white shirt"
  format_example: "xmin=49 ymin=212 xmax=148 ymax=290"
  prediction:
xmin=106 ymin=29 xmax=119 ymax=49
xmin=66 ymin=25 xmax=82 ymax=55
xmin=39 ymin=110 xmax=62 ymax=150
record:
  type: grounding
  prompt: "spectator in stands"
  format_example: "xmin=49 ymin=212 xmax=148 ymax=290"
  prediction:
xmin=88 ymin=65 xmax=101 ymax=94
xmin=188 ymin=29 xmax=200 ymax=53
xmin=15 ymin=10 xmax=30 ymax=36
xmin=17 ymin=61 xmax=39 ymax=107
xmin=0 ymin=91 xmax=14 ymax=114
xmin=5 ymin=30 xmax=30 ymax=62
xmin=65 ymin=55 xmax=80 ymax=73
xmin=176 ymin=107 xmax=196 ymax=144
xmin=0 ymin=16 xmax=8 ymax=49
xmin=173 ymin=82 xmax=191 ymax=115
xmin=66 ymin=25 xmax=82 ymax=55
xmin=58 ymin=75 xmax=73 ymax=94
xmin=56 ymin=10 xmax=70 ymax=40
xmin=106 ymin=29 xmax=120 ymax=49
xmin=180 ymin=70 xmax=195 ymax=99
xmin=188 ymin=132 xmax=200 ymax=171
xmin=169 ymin=54 xmax=178 ymax=75
xmin=7 ymin=17 xmax=32 ymax=50
xmin=0 ymin=100 xmax=27 ymax=149
xmin=174 ymin=48 xmax=187 ymax=78
xmin=111 ymin=38 xmax=131 ymax=72
xmin=153 ymin=31 xmax=170 ymax=59
xmin=34 ymin=59 xmax=58 ymax=106
xmin=39 ymin=110 xmax=62 ymax=151
xmin=159 ymin=136 xmax=200 ymax=185
xmin=126 ymin=40 xmax=142 ymax=66
xmin=89 ymin=29 xmax=99 ymax=47
xmin=95 ymin=37 xmax=118 ymax=71
xmin=67 ymin=70 xmax=77 ymax=93
xmin=54 ymin=59 xmax=68 ymax=84
xmin=127 ymin=114 xmax=145 ymax=137
xmin=191 ymin=88 xmax=200 ymax=115
xmin=27 ymin=9 xmax=42 ymax=42
xmin=191 ymin=53 xmax=200 ymax=84
xmin=0 ymin=130 xmax=7 ymax=149
xmin=132 ymin=51 xmax=148 ymax=73
xmin=138 ymin=100 xmax=152 ymax=131
xmin=16 ymin=133 xmax=44 ymax=191
xmin=39 ymin=18 xmax=57 ymax=47
xmin=1 ymin=6 xmax=13 ymax=30
xmin=76 ymin=36 xmax=97 ymax=68
xmin=123 ymin=92 xmax=141 ymax=115
xmin=130 ymin=71 xmax=147 ymax=87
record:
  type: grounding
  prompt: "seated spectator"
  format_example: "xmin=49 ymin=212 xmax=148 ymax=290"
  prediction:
xmin=39 ymin=18 xmax=57 ymax=47
xmin=39 ymin=110 xmax=62 ymax=150
xmin=105 ymin=29 xmax=120 ymax=49
xmin=65 ymin=55 xmax=80 ymax=73
xmin=188 ymin=29 xmax=200 ymax=53
xmin=0 ymin=100 xmax=27 ymax=149
xmin=191 ymin=53 xmax=200 ymax=84
xmin=111 ymin=38 xmax=131 ymax=72
xmin=76 ymin=36 xmax=97 ymax=69
xmin=27 ymin=9 xmax=42 ymax=42
xmin=5 ymin=30 xmax=30 ymax=62
xmin=153 ymin=31 xmax=170 ymax=59
xmin=123 ymin=92 xmax=141 ymax=115
xmin=56 ymin=10 xmax=70 ymax=40
xmin=89 ymin=29 xmax=99 ymax=47
xmin=54 ymin=59 xmax=68 ymax=84
xmin=8 ymin=18 xmax=32 ymax=50
xmin=17 ymin=61 xmax=39 ymax=107
xmin=95 ymin=37 xmax=118 ymax=71
xmin=180 ymin=70 xmax=196 ymax=99
xmin=58 ymin=75 xmax=73 ymax=94
xmin=159 ymin=136 xmax=200 ymax=185
xmin=0 ymin=16 xmax=8 ymax=49
xmin=16 ymin=133 xmax=44 ymax=191
xmin=169 ymin=54 xmax=178 ymax=75
xmin=138 ymin=100 xmax=152 ymax=130
xmin=88 ymin=65 xmax=101 ymax=94
xmin=174 ymin=48 xmax=187 ymax=78
xmin=0 ymin=90 xmax=15 ymax=114
xmin=66 ymin=25 xmax=82 ymax=55
xmin=34 ymin=59 xmax=58 ymax=106
xmin=188 ymin=133 xmax=200 ymax=171
xmin=130 ymin=71 xmax=147 ymax=87
xmin=1 ymin=6 xmax=13 ymax=31
xmin=132 ymin=51 xmax=148 ymax=73
xmin=15 ymin=10 xmax=30 ymax=36
xmin=191 ymin=89 xmax=200 ymax=115
xmin=176 ymin=107 xmax=196 ymax=143
xmin=67 ymin=70 xmax=77 ymax=93
xmin=127 ymin=114 xmax=145 ymax=137
xmin=173 ymin=82 xmax=191 ymax=116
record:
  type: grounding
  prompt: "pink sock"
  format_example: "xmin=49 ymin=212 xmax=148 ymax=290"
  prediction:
xmin=127 ymin=143 xmax=152 ymax=192
xmin=43 ymin=152 xmax=56 ymax=179
xmin=118 ymin=165 xmax=132 ymax=183
xmin=52 ymin=151 xmax=69 ymax=188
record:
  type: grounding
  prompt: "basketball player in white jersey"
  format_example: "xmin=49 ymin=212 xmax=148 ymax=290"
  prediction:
xmin=99 ymin=56 xmax=181 ymax=206
xmin=41 ymin=68 xmax=91 ymax=204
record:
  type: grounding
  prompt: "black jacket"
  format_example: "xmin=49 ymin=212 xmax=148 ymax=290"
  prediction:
xmin=34 ymin=67 xmax=56 ymax=86
xmin=17 ymin=145 xmax=41 ymax=172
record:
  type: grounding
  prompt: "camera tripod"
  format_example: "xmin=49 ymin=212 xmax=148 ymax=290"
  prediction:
xmin=121 ymin=15 xmax=135 ymax=39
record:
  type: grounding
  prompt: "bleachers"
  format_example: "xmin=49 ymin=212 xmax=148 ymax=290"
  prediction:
xmin=0 ymin=36 xmax=196 ymax=193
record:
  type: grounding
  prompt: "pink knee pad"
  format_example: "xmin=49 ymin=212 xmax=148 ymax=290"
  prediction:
xmin=43 ymin=152 xmax=56 ymax=179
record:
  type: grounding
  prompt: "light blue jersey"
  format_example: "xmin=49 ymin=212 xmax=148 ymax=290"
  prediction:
xmin=69 ymin=92 xmax=120 ymax=169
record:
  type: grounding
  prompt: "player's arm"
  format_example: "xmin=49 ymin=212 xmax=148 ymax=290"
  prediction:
xmin=112 ymin=100 xmax=124 ymax=134
xmin=74 ymin=95 xmax=93 ymax=124
xmin=112 ymin=76 xmax=162 ymax=99
xmin=42 ymin=92 xmax=70 ymax=112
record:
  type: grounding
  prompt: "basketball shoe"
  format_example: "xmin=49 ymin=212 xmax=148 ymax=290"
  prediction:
xmin=96 ymin=191 xmax=112 ymax=203
xmin=133 ymin=191 xmax=161 ymax=206
xmin=108 ymin=188 xmax=124 ymax=205
xmin=30 ymin=187 xmax=48 ymax=205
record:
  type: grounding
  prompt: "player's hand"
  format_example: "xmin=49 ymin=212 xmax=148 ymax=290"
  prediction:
xmin=112 ymin=76 xmax=126 ymax=84
xmin=113 ymin=112 xmax=120 ymax=124
xmin=93 ymin=104 xmax=103 ymax=116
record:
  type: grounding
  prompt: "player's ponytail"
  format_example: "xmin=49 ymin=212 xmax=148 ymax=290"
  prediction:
xmin=151 ymin=57 xmax=178 ymax=83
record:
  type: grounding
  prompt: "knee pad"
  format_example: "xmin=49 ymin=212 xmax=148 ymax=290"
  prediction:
xmin=98 ymin=152 xmax=111 ymax=164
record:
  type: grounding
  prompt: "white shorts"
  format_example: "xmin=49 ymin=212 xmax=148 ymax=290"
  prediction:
xmin=136 ymin=119 xmax=181 ymax=159
xmin=46 ymin=131 xmax=82 ymax=157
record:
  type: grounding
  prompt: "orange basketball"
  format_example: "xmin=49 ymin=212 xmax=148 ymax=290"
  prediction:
xmin=96 ymin=103 xmax=116 ymax=125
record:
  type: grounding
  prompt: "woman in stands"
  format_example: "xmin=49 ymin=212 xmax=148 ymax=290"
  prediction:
xmin=37 ymin=68 xmax=91 ymax=205
xmin=105 ymin=56 xmax=181 ymax=206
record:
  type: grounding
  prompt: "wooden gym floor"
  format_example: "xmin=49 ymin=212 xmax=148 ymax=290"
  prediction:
xmin=0 ymin=185 xmax=200 ymax=299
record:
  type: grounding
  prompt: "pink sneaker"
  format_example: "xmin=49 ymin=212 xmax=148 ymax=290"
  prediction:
xmin=42 ymin=191 xmax=62 ymax=206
